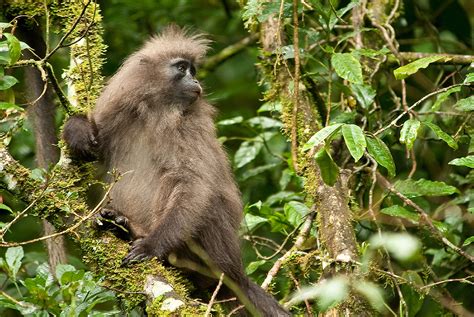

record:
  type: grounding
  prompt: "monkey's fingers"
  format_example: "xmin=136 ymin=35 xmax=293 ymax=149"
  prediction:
xmin=121 ymin=239 xmax=151 ymax=266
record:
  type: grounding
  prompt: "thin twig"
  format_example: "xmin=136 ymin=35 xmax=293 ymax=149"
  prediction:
xmin=205 ymin=273 xmax=225 ymax=317
xmin=43 ymin=0 xmax=92 ymax=61
xmin=261 ymin=211 xmax=315 ymax=290
xmin=374 ymin=83 xmax=471 ymax=136
xmin=376 ymin=172 xmax=474 ymax=263
xmin=0 ymin=179 xmax=115 ymax=247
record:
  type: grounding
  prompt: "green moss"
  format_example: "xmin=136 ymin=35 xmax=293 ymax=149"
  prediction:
xmin=51 ymin=0 xmax=107 ymax=112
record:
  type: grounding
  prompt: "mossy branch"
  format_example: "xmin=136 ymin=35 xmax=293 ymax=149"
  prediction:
xmin=397 ymin=52 xmax=474 ymax=65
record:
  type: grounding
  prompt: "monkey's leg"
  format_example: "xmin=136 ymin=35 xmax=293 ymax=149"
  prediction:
xmin=122 ymin=181 xmax=210 ymax=265
xmin=63 ymin=114 xmax=98 ymax=160
xmin=96 ymin=208 xmax=132 ymax=240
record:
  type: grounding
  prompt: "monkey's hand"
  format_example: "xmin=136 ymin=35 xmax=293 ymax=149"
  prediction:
xmin=122 ymin=238 xmax=164 ymax=266
xmin=63 ymin=114 xmax=99 ymax=160
xmin=96 ymin=208 xmax=131 ymax=240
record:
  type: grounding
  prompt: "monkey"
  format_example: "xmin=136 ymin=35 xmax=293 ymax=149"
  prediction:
xmin=63 ymin=26 xmax=290 ymax=317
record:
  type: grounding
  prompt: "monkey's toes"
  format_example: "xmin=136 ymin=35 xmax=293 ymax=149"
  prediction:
xmin=121 ymin=239 xmax=151 ymax=266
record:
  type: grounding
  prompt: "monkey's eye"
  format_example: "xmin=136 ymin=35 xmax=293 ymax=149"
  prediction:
xmin=177 ymin=63 xmax=187 ymax=74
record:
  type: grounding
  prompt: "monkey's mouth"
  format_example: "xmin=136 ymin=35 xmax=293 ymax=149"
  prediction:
xmin=191 ymin=88 xmax=202 ymax=97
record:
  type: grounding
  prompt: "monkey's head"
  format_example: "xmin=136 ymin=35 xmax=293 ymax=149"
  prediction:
xmin=135 ymin=25 xmax=211 ymax=106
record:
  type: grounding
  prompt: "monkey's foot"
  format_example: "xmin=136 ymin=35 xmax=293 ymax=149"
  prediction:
xmin=122 ymin=238 xmax=153 ymax=265
xmin=96 ymin=208 xmax=131 ymax=240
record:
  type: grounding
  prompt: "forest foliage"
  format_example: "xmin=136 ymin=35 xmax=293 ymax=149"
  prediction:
xmin=0 ymin=0 xmax=473 ymax=316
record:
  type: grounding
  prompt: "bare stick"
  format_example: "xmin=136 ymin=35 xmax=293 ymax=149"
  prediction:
xmin=205 ymin=272 xmax=225 ymax=317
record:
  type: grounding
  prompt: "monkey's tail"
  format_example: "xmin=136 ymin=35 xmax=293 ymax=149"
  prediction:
xmin=242 ymin=277 xmax=291 ymax=317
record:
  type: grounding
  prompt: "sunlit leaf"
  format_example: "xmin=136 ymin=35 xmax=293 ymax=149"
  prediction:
xmin=380 ymin=205 xmax=419 ymax=222
xmin=245 ymin=260 xmax=266 ymax=275
xmin=365 ymin=136 xmax=396 ymax=176
xmin=464 ymin=73 xmax=474 ymax=84
xmin=331 ymin=53 xmax=363 ymax=84
xmin=449 ymin=155 xmax=474 ymax=168
xmin=240 ymin=163 xmax=279 ymax=180
xmin=393 ymin=56 xmax=446 ymax=80
xmin=422 ymin=121 xmax=458 ymax=150
xmin=4 ymin=33 xmax=21 ymax=64
xmin=217 ymin=116 xmax=243 ymax=126
xmin=284 ymin=201 xmax=310 ymax=227
xmin=0 ymin=203 xmax=13 ymax=213
xmin=394 ymin=178 xmax=458 ymax=197
xmin=400 ymin=119 xmax=421 ymax=149
xmin=354 ymin=281 xmax=385 ymax=312
xmin=0 ymin=102 xmax=23 ymax=111
xmin=287 ymin=277 xmax=349 ymax=311
xmin=5 ymin=246 xmax=23 ymax=280
xmin=234 ymin=141 xmax=263 ymax=168
xmin=242 ymin=213 xmax=267 ymax=232
xmin=463 ymin=236 xmax=474 ymax=247
xmin=454 ymin=96 xmax=474 ymax=112
xmin=351 ymin=83 xmax=376 ymax=109
xmin=341 ymin=124 xmax=366 ymax=162
xmin=431 ymin=86 xmax=461 ymax=111
xmin=0 ymin=75 xmax=18 ymax=90
xmin=247 ymin=116 xmax=283 ymax=129
xmin=302 ymin=123 xmax=343 ymax=151
xmin=370 ymin=233 xmax=421 ymax=261
xmin=55 ymin=264 xmax=76 ymax=284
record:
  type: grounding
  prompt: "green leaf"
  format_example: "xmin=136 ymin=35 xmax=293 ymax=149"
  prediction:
xmin=0 ymin=102 xmax=23 ymax=111
xmin=302 ymin=123 xmax=343 ymax=151
xmin=454 ymin=95 xmax=474 ymax=112
xmin=370 ymin=233 xmax=421 ymax=261
xmin=342 ymin=124 xmax=366 ymax=162
xmin=354 ymin=281 xmax=385 ymax=312
xmin=422 ymin=121 xmax=458 ymax=150
xmin=401 ymin=271 xmax=425 ymax=317
xmin=234 ymin=141 xmax=263 ymax=168
xmin=431 ymin=86 xmax=461 ymax=111
xmin=463 ymin=236 xmax=474 ymax=247
xmin=55 ymin=264 xmax=77 ymax=284
xmin=242 ymin=213 xmax=268 ymax=232
xmin=393 ymin=56 xmax=446 ymax=80
xmin=0 ymin=23 xmax=12 ymax=30
xmin=0 ymin=75 xmax=18 ymax=90
xmin=217 ymin=116 xmax=243 ymax=126
xmin=240 ymin=163 xmax=279 ymax=180
xmin=5 ymin=246 xmax=23 ymax=280
xmin=365 ymin=136 xmax=396 ymax=176
xmin=0 ymin=203 xmax=13 ymax=213
xmin=284 ymin=201 xmax=310 ymax=227
xmin=331 ymin=53 xmax=363 ymax=84
xmin=394 ymin=179 xmax=458 ymax=197
xmin=4 ymin=33 xmax=21 ymax=64
xmin=464 ymin=73 xmax=474 ymax=84
xmin=351 ymin=83 xmax=376 ymax=109
xmin=449 ymin=155 xmax=474 ymax=168
xmin=314 ymin=148 xmax=339 ymax=186
xmin=245 ymin=260 xmax=266 ymax=275
xmin=287 ymin=277 xmax=349 ymax=311
xmin=380 ymin=205 xmax=419 ymax=222
xmin=400 ymin=119 xmax=421 ymax=149
xmin=247 ymin=116 xmax=283 ymax=129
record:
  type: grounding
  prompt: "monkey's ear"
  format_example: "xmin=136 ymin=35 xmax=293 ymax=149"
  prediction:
xmin=139 ymin=57 xmax=152 ymax=65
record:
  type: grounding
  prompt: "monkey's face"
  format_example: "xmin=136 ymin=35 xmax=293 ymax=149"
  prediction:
xmin=165 ymin=57 xmax=202 ymax=105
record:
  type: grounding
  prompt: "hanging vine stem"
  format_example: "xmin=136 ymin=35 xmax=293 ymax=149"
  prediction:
xmin=291 ymin=0 xmax=300 ymax=173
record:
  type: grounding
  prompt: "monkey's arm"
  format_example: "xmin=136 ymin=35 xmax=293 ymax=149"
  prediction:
xmin=122 ymin=180 xmax=212 ymax=264
xmin=63 ymin=114 xmax=98 ymax=160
